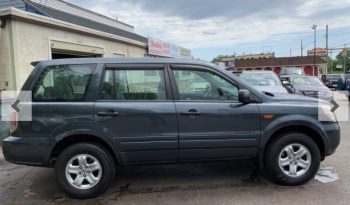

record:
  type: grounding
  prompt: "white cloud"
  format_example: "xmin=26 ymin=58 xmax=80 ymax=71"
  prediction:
xmin=69 ymin=0 xmax=350 ymax=58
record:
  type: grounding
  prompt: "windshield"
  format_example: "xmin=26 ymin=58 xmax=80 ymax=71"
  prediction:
xmin=326 ymin=75 xmax=341 ymax=80
xmin=240 ymin=72 xmax=281 ymax=86
xmin=281 ymin=68 xmax=304 ymax=75
xmin=291 ymin=77 xmax=323 ymax=85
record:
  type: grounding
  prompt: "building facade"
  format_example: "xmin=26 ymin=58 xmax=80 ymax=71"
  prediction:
xmin=232 ymin=56 xmax=327 ymax=76
xmin=0 ymin=0 xmax=191 ymax=91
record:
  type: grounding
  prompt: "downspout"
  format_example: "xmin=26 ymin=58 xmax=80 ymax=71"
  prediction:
xmin=8 ymin=17 xmax=18 ymax=90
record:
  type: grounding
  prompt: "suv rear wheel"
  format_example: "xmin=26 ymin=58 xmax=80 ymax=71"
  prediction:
xmin=264 ymin=132 xmax=321 ymax=185
xmin=55 ymin=143 xmax=115 ymax=199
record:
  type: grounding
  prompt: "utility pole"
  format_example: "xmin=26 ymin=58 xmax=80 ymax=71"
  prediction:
xmin=290 ymin=48 xmax=292 ymax=57
xmin=301 ymin=39 xmax=303 ymax=56
xmin=312 ymin=24 xmax=317 ymax=76
xmin=326 ymin=25 xmax=328 ymax=74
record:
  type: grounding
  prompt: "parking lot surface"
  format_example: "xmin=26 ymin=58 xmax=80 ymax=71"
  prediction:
xmin=0 ymin=121 xmax=349 ymax=205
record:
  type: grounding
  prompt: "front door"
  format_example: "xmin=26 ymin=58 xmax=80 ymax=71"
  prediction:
xmin=94 ymin=64 xmax=178 ymax=164
xmin=169 ymin=65 xmax=261 ymax=162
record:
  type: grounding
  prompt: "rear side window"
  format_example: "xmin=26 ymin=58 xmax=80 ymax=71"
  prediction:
xmin=33 ymin=64 xmax=95 ymax=101
xmin=99 ymin=69 xmax=167 ymax=100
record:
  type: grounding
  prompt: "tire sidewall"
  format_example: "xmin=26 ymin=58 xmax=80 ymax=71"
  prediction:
xmin=55 ymin=143 xmax=115 ymax=199
xmin=265 ymin=133 xmax=321 ymax=185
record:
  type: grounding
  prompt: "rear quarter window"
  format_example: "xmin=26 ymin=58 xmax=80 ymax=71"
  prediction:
xmin=33 ymin=64 xmax=95 ymax=101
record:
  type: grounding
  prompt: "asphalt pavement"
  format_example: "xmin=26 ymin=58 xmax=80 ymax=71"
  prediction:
xmin=0 ymin=122 xmax=349 ymax=205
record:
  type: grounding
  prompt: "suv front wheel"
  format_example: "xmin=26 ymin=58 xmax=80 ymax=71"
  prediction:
xmin=55 ymin=143 xmax=115 ymax=199
xmin=264 ymin=132 xmax=321 ymax=185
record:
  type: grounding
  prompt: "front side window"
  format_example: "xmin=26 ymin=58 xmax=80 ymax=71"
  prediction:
xmin=100 ymin=69 xmax=167 ymax=100
xmin=33 ymin=64 xmax=94 ymax=101
xmin=173 ymin=69 xmax=238 ymax=101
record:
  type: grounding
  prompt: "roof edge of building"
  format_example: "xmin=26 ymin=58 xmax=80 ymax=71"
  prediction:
xmin=0 ymin=7 xmax=147 ymax=48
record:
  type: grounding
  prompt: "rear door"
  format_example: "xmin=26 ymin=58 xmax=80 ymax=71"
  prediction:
xmin=169 ymin=65 xmax=261 ymax=162
xmin=93 ymin=64 xmax=178 ymax=164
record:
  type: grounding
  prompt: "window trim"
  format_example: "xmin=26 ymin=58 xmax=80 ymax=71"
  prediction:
xmin=169 ymin=64 xmax=241 ymax=103
xmin=32 ymin=64 xmax=96 ymax=102
xmin=96 ymin=64 xmax=173 ymax=102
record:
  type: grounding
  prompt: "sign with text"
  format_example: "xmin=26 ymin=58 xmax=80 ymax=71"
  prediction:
xmin=148 ymin=37 xmax=172 ymax=57
xmin=148 ymin=37 xmax=191 ymax=58
xmin=307 ymin=48 xmax=328 ymax=56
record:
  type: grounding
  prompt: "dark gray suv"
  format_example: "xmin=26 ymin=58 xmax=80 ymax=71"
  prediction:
xmin=2 ymin=58 xmax=340 ymax=199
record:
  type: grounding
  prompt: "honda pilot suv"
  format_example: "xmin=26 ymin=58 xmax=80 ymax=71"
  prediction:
xmin=2 ymin=58 xmax=340 ymax=199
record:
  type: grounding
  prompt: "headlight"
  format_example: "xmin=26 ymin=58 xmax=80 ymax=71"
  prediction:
xmin=318 ymin=104 xmax=336 ymax=122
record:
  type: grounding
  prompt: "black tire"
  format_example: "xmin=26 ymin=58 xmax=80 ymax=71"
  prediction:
xmin=264 ymin=132 xmax=321 ymax=186
xmin=55 ymin=143 xmax=115 ymax=199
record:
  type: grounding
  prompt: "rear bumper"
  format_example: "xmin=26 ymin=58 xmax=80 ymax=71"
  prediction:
xmin=2 ymin=136 xmax=53 ymax=167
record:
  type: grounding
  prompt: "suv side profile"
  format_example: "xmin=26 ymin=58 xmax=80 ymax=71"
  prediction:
xmin=3 ymin=58 xmax=340 ymax=199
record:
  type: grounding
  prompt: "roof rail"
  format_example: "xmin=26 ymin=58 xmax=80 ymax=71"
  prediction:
xmin=31 ymin=61 xmax=40 ymax=66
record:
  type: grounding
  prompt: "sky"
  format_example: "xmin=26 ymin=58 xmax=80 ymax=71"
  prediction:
xmin=69 ymin=0 xmax=350 ymax=61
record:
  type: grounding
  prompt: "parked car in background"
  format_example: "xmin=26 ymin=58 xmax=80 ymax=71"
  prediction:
xmin=337 ymin=71 xmax=350 ymax=99
xmin=239 ymin=71 xmax=288 ymax=94
xmin=285 ymin=76 xmax=333 ymax=101
xmin=3 ymin=58 xmax=340 ymax=198
xmin=280 ymin=67 xmax=305 ymax=82
xmin=321 ymin=74 xmax=342 ymax=90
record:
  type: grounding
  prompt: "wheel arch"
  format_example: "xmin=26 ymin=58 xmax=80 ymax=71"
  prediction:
xmin=258 ymin=124 xmax=326 ymax=170
xmin=49 ymin=134 xmax=122 ymax=167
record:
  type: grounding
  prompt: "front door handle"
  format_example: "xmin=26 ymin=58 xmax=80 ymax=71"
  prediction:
xmin=97 ymin=110 xmax=119 ymax=117
xmin=180 ymin=109 xmax=200 ymax=116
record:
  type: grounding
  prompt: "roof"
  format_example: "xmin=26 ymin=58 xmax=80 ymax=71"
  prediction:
xmin=0 ymin=0 xmax=26 ymax=10
xmin=241 ymin=70 xmax=275 ymax=73
xmin=235 ymin=56 xmax=327 ymax=68
xmin=35 ymin=57 xmax=217 ymax=68
xmin=17 ymin=0 xmax=147 ymax=43
xmin=28 ymin=0 xmax=133 ymax=31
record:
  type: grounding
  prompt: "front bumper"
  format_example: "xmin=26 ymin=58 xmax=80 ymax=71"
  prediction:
xmin=322 ymin=122 xmax=341 ymax=156
xmin=2 ymin=136 xmax=53 ymax=167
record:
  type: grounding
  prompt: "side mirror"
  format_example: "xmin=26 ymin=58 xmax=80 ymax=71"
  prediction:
xmin=282 ymin=80 xmax=291 ymax=87
xmin=239 ymin=89 xmax=250 ymax=104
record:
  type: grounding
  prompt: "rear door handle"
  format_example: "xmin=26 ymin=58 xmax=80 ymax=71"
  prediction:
xmin=180 ymin=109 xmax=200 ymax=116
xmin=97 ymin=110 xmax=119 ymax=117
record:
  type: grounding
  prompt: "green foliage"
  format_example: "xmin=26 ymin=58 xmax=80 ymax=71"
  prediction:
xmin=327 ymin=49 xmax=350 ymax=73
xmin=212 ymin=55 xmax=224 ymax=62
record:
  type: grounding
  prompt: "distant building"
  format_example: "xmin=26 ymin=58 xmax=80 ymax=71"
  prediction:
xmin=236 ymin=52 xmax=275 ymax=60
xmin=220 ymin=53 xmax=275 ymax=68
xmin=230 ymin=56 xmax=327 ymax=76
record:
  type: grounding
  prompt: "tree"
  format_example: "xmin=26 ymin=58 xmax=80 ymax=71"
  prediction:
xmin=212 ymin=55 xmax=224 ymax=62
xmin=335 ymin=48 xmax=350 ymax=72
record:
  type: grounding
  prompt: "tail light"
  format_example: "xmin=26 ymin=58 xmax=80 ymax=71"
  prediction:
xmin=10 ymin=110 xmax=18 ymax=132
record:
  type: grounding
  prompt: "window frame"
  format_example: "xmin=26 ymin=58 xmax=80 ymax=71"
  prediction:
xmin=96 ymin=64 xmax=173 ymax=102
xmin=168 ymin=64 xmax=241 ymax=103
xmin=32 ymin=64 xmax=96 ymax=102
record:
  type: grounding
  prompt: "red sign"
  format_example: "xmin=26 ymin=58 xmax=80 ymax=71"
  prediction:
xmin=148 ymin=37 xmax=172 ymax=57
xmin=307 ymin=48 xmax=328 ymax=56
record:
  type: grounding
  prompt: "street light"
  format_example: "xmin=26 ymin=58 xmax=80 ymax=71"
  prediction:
xmin=311 ymin=24 xmax=317 ymax=76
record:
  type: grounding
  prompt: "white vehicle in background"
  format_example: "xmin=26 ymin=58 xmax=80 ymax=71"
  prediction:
xmin=239 ymin=71 xmax=289 ymax=94
xmin=280 ymin=67 xmax=306 ymax=82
